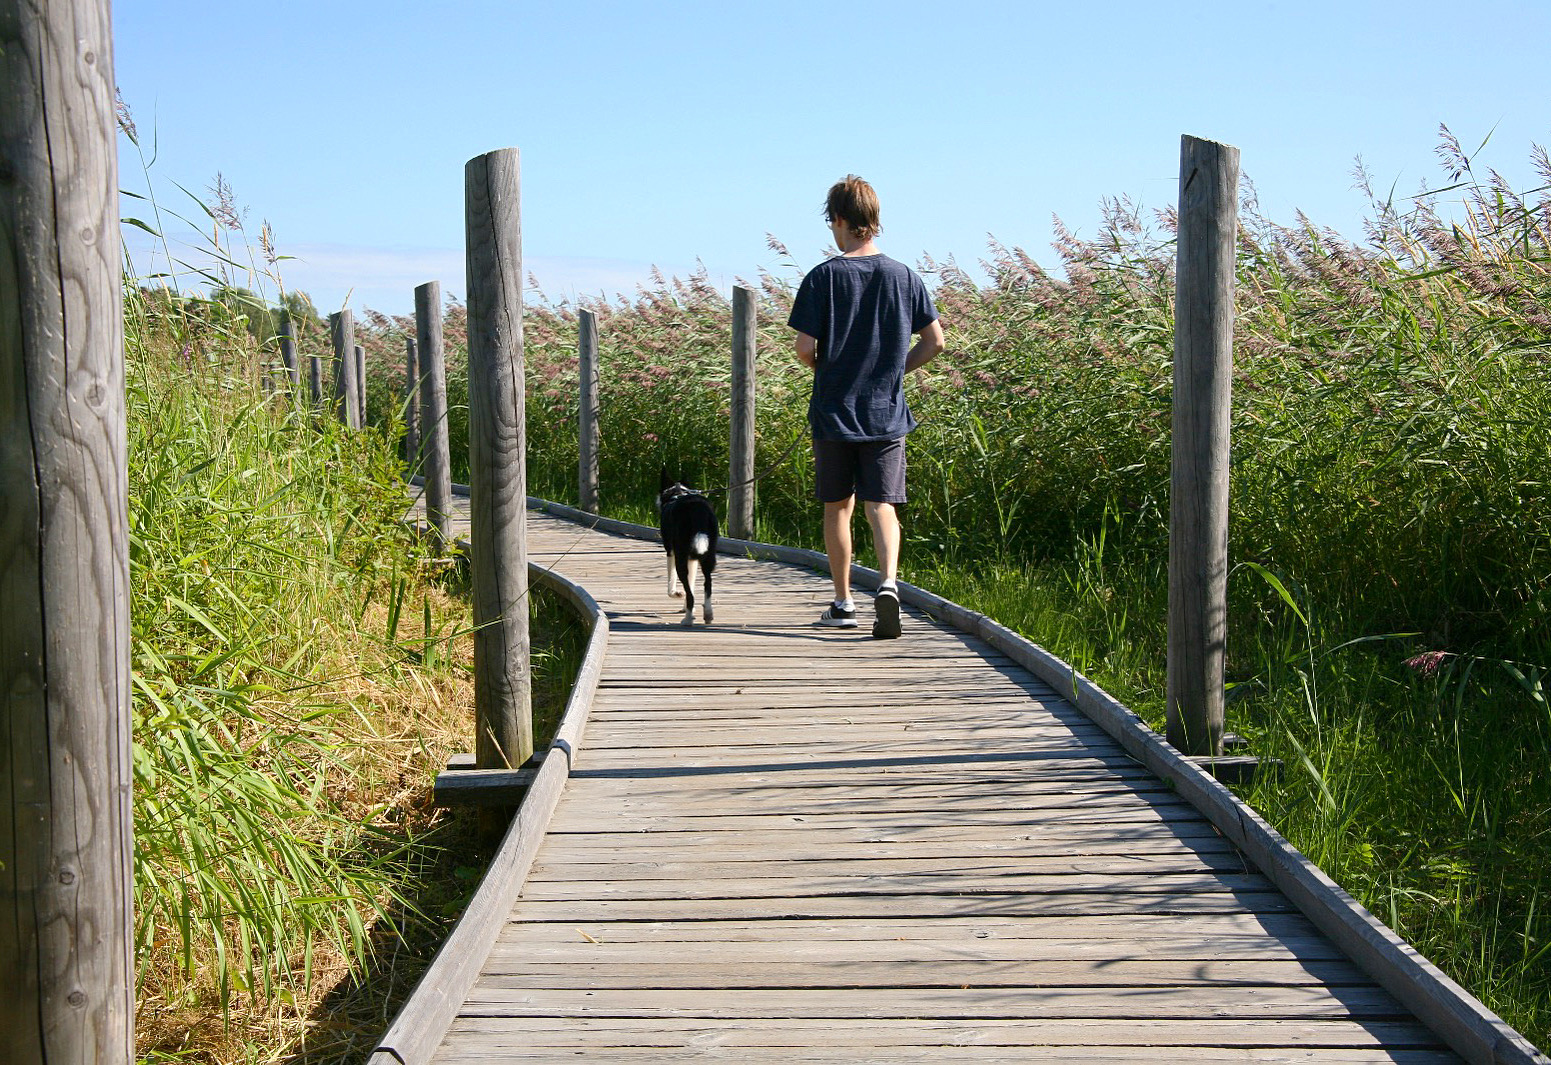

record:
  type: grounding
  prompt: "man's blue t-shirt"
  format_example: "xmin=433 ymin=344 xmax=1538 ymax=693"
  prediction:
xmin=787 ymin=254 xmax=938 ymax=442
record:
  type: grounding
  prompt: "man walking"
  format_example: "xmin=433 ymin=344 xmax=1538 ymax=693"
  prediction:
xmin=787 ymin=175 xmax=945 ymax=638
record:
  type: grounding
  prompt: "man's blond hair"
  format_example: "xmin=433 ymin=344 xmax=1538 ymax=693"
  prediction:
xmin=825 ymin=175 xmax=881 ymax=241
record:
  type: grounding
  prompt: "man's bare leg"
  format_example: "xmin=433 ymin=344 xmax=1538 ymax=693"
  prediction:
xmin=823 ymin=497 xmax=855 ymax=602
xmin=865 ymin=501 xmax=901 ymax=586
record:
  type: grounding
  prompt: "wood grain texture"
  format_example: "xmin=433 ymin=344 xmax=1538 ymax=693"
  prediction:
xmin=0 ymin=0 xmax=135 ymax=1057
xmin=1167 ymin=133 xmax=1238 ymax=756
xmin=728 ymin=284 xmax=757 ymax=539
xmin=416 ymin=281 xmax=453 ymax=553
xmin=329 ymin=309 xmax=359 ymax=428
xmin=464 ymin=148 xmax=531 ymax=768
xmin=577 ymin=308 xmax=599 ymax=513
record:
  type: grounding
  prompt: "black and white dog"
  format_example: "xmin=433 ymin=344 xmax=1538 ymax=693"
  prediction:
xmin=657 ymin=470 xmax=718 ymax=624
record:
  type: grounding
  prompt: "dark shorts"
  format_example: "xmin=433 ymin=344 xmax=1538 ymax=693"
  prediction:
xmin=813 ymin=437 xmax=907 ymax=504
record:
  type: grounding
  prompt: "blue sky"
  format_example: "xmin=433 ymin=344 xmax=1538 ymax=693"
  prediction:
xmin=113 ymin=0 xmax=1551 ymax=317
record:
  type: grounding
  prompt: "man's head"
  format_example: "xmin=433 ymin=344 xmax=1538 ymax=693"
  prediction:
xmin=824 ymin=175 xmax=881 ymax=242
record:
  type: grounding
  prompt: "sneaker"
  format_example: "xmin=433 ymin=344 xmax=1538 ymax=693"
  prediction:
xmin=818 ymin=601 xmax=857 ymax=628
xmin=873 ymin=587 xmax=902 ymax=639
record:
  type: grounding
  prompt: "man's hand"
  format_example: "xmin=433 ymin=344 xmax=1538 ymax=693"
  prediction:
xmin=905 ymin=319 xmax=946 ymax=373
xmin=795 ymin=331 xmax=819 ymax=370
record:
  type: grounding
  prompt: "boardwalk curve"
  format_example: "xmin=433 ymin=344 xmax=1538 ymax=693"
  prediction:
xmin=373 ymin=492 xmax=1546 ymax=1064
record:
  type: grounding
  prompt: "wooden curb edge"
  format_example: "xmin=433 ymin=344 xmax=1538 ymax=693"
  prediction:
xmin=368 ymin=530 xmax=609 ymax=1065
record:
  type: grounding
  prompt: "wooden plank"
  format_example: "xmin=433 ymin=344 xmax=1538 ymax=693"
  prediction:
xmin=486 ymin=934 xmax=1348 ymax=963
xmin=589 ymin=687 xmax=1069 ymax=706
xmin=546 ymin=798 xmax=1193 ymax=825
xmin=566 ymin=758 xmax=1156 ymax=784
xmin=458 ymin=983 xmax=1409 ymax=1020
xmin=437 ymin=1045 xmax=1458 ymax=1065
xmin=560 ymin=766 xmax=1163 ymax=793
xmin=504 ymin=893 xmax=1297 ymax=922
xmin=545 ymin=791 xmax=1197 ymax=822
xmin=516 ymin=870 xmax=1276 ymax=903
xmin=535 ymin=823 xmax=1233 ymax=853
xmin=434 ymin=765 xmax=538 ymax=807
xmin=570 ymin=747 xmax=1153 ymax=772
xmin=537 ymin=838 xmax=1246 ymax=866
xmin=545 ymin=803 xmax=1206 ymax=834
xmin=438 ymin=1015 xmax=1451 ymax=1051
xmin=527 ymin=854 xmax=1257 ymax=882
xmin=547 ymin=782 xmax=1180 ymax=808
xmin=576 ymin=728 xmax=1128 ymax=752
xmin=475 ymin=957 xmax=1371 ymax=989
xmin=0 ymin=2 xmax=134 ymax=1056
xmin=501 ymin=912 xmax=1328 ymax=943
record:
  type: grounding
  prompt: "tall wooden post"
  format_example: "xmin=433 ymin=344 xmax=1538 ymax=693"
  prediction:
xmin=354 ymin=343 xmax=367 ymax=426
xmin=728 ymin=285 xmax=757 ymax=540
xmin=1167 ymin=134 xmax=1239 ymax=757
xmin=577 ymin=308 xmax=600 ymax=512
xmin=416 ymin=281 xmax=452 ymax=554
xmin=404 ymin=336 xmax=421 ymax=468
xmin=465 ymin=148 xmax=532 ymax=769
xmin=0 ymin=0 xmax=135 ymax=1058
xmin=278 ymin=310 xmax=300 ymax=392
xmin=329 ymin=310 xmax=358 ymax=428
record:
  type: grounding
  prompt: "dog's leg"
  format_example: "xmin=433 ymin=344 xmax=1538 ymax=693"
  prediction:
xmin=666 ymin=550 xmax=682 ymax=597
xmin=678 ymin=555 xmax=695 ymax=624
xmin=702 ymin=562 xmax=714 ymax=623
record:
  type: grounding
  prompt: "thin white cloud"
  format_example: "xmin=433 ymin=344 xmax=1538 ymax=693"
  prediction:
xmin=122 ymin=226 xmax=731 ymax=318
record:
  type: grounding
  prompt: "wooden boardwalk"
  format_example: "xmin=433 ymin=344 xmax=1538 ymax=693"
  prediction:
xmin=379 ymin=503 xmax=1481 ymax=1063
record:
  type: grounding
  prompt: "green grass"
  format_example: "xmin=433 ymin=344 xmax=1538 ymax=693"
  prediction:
xmin=125 ymin=287 xmax=589 ymax=1062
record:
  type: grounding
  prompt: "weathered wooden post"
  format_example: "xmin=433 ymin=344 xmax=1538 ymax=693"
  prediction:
xmin=278 ymin=310 xmax=300 ymax=392
xmin=329 ymin=310 xmax=359 ymax=428
xmin=466 ymin=148 xmax=532 ymax=770
xmin=1 ymin=0 xmax=135 ymax=1058
xmin=404 ymin=335 xmax=421 ymax=468
xmin=354 ymin=343 xmax=367 ymax=426
xmin=1167 ymin=134 xmax=1239 ymax=757
xmin=416 ymin=281 xmax=452 ymax=554
xmin=308 ymin=350 xmax=323 ymax=407
xmin=577 ymin=308 xmax=600 ymax=512
xmin=728 ymin=285 xmax=757 ymax=540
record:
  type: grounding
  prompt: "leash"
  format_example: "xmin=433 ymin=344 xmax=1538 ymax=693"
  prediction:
xmin=701 ymin=428 xmax=809 ymax=496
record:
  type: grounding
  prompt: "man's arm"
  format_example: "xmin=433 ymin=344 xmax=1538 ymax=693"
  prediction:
xmin=904 ymin=319 xmax=945 ymax=373
xmin=794 ymin=331 xmax=818 ymax=370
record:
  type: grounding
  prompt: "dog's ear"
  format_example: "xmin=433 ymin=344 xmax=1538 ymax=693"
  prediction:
xmin=660 ymin=467 xmax=672 ymax=492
